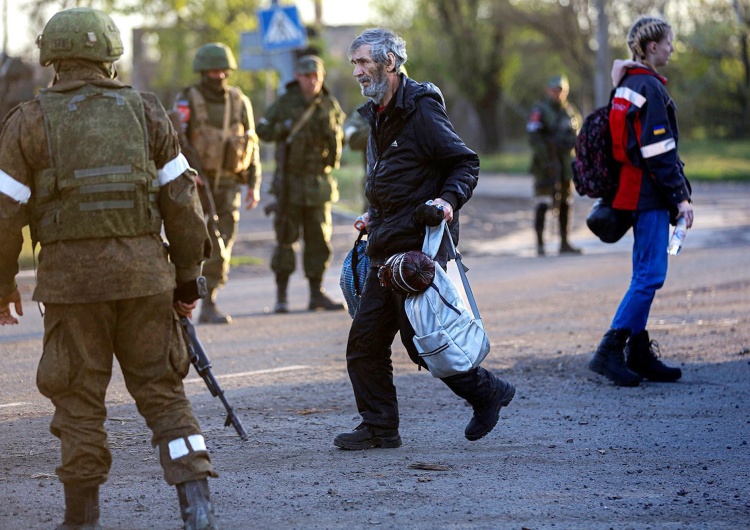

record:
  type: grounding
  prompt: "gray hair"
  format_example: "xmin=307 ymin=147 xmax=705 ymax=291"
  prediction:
xmin=348 ymin=28 xmax=407 ymax=70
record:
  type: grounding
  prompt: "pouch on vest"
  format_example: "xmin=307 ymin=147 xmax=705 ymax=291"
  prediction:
xmin=32 ymin=84 xmax=160 ymax=244
xmin=187 ymin=87 xmax=253 ymax=176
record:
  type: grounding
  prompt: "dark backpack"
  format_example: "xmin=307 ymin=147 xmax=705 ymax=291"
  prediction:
xmin=571 ymin=100 xmax=621 ymax=199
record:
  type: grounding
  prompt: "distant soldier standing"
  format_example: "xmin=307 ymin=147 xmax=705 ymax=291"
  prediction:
xmin=0 ymin=8 xmax=219 ymax=529
xmin=257 ymin=55 xmax=346 ymax=313
xmin=174 ymin=43 xmax=262 ymax=324
xmin=527 ymin=75 xmax=582 ymax=256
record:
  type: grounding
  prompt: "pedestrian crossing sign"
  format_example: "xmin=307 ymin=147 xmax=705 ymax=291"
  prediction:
xmin=257 ymin=4 xmax=308 ymax=52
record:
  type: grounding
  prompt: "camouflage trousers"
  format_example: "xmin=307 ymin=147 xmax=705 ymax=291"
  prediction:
xmin=271 ymin=202 xmax=333 ymax=279
xmin=203 ymin=178 xmax=241 ymax=291
xmin=37 ymin=292 xmax=217 ymax=487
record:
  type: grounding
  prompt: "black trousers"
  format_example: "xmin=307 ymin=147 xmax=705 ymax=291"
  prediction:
xmin=346 ymin=267 xmax=496 ymax=429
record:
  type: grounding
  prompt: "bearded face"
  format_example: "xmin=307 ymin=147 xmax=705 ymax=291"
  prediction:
xmin=357 ymin=60 xmax=389 ymax=103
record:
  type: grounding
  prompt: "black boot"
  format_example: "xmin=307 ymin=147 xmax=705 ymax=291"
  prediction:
xmin=559 ymin=200 xmax=582 ymax=254
xmin=333 ymin=423 xmax=402 ymax=450
xmin=443 ymin=367 xmax=515 ymax=441
xmin=274 ymin=274 xmax=289 ymax=313
xmin=534 ymin=203 xmax=547 ymax=256
xmin=199 ymin=289 xmax=231 ymax=324
xmin=55 ymin=483 xmax=101 ymax=530
xmin=176 ymin=478 xmax=219 ymax=530
xmin=626 ymin=330 xmax=682 ymax=382
xmin=308 ymin=277 xmax=344 ymax=311
xmin=588 ymin=329 xmax=640 ymax=386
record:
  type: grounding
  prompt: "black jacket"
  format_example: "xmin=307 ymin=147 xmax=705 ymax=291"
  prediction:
xmin=359 ymin=75 xmax=479 ymax=262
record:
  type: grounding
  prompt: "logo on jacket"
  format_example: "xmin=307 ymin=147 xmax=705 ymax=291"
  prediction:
xmin=653 ymin=125 xmax=667 ymax=136
xmin=391 ymin=140 xmax=398 ymax=148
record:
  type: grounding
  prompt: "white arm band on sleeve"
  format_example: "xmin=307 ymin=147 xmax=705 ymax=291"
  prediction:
xmin=157 ymin=153 xmax=190 ymax=186
xmin=0 ymin=169 xmax=31 ymax=204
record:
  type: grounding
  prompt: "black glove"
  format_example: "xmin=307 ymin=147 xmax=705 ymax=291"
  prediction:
xmin=174 ymin=276 xmax=208 ymax=304
xmin=413 ymin=203 xmax=444 ymax=227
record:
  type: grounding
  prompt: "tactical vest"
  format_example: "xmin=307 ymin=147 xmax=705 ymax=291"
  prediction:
xmin=186 ymin=86 xmax=253 ymax=175
xmin=31 ymin=83 xmax=161 ymax=245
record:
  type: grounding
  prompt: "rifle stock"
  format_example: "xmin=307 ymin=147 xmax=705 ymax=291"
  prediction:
xmin=181 ymin=316 xmax=249 ymax=441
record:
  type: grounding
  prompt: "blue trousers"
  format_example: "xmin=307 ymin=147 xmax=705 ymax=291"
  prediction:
xmin=611 ymin=209 xmax=670 ymax=334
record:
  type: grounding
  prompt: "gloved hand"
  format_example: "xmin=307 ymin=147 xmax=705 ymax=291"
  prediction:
xmin=174 ymin=276 xmax=208 ymax=304
xmin=413 ymin=202 xmax=444 ymax=227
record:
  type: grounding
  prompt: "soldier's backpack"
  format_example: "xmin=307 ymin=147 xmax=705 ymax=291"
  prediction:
xmin=571 ymin=98 xmax=620 ymax=200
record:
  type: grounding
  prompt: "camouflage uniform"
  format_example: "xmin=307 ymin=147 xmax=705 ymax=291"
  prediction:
xmin=527 ymin=76 xmax=582 ymax=255
xmin=257 ymin=55 xmax=345 ymax=312
xmin=0 ymin=8 xmax=218 ymax=529
xmin=343 ymin=110 xmax=370 ymax=211
xmin=174 ymin=42 xmax=261 ymax=324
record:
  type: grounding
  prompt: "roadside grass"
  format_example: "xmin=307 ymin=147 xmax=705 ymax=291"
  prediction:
xmin=14 ymin=139 xmax=749 ymax=270
xmin=478 ymin=139 xmax=750 ymax=181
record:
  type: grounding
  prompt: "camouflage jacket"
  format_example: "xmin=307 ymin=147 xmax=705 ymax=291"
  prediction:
xmin=0 ymin=65 xmax=210 ymax=303
xmin=256 ymin=82 xmax=344 ymax=206
xmin=527 ymin=98 xmax=581 ymax=183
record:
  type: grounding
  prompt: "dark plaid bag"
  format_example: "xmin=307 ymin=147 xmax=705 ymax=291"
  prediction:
xmin=339 ymin=231 xmax=369 ymax=318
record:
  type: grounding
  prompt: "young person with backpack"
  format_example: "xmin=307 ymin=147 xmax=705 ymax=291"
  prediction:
xmin=587 ymin=15 xmax=694 ymax=387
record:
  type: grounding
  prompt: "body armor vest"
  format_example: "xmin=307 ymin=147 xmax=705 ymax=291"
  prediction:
xmin=186 ymin=86 xmax=253 ymax=175
xmin=32 ymin=83 xmax=161 ymax=245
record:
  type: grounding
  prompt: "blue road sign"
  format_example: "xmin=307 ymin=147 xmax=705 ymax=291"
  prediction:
xmin=257 ymin=4 xmax=308 ymax=52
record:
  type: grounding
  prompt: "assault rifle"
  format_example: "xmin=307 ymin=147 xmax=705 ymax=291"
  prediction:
xmin=263 ymin=133 xmax=289 ymax=219
xmin=175 ymin=277 xmax=248 ymax=441
xmin=263 ymin=100 xmax=320 ymax=226
xmin=167 ymin=110 xmax=229 ymax=262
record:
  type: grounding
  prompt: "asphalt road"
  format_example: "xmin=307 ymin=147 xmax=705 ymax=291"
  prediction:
xmin=1 ymin=176 xmax=748 ymax=529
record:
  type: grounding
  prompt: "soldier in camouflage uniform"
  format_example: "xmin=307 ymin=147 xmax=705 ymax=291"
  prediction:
xmin=527 ymin=75 xmax=582 ymax=256
xmin=257 ymin=55 xmax=346 ymax=313
xmin=174 ymin=43 xmax=262 ymax=324
xmin=0 ymin=8 xmax=219 ymax=529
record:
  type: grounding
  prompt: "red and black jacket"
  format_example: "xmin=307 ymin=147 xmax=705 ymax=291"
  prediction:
xmin=609 ymin=67 xmax=691 ymax=212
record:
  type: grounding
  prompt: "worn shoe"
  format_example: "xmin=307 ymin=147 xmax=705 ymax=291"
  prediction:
xmin=559 ymin=242 xmax=582 ymax=254
xmin=333 ymin=423 xmax=402 ymax=450
xmin=465 ymin=378 xmax=516 ymax=441
xmin=309 ymin=291 xmax=345 ymax=311
xmin=588 ymin=329 xmax=640 ymax=386
xmin=274 ymin=300 xmax=289 ymax=314
xmin=176 ymin=479 xmax=219 ymax=530
xmin=199 ymin=302 xmax=232 ymax=325
xmin=626 ymin=331 xmax=682 ymax=382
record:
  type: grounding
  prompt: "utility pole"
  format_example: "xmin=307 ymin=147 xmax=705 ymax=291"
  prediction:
xmin=594 ymin=0 xmax=611 ymax=107
xmin=314 ymin=0 xmax=322 ymax=27
xmin=2 ymin=0 xmax=7 ymax=55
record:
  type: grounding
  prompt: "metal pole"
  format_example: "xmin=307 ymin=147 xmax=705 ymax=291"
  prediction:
xmin=594 ymin=0 xmax=611 ymax=107
xmin=2 ymin=0 xmax=7 ymax=55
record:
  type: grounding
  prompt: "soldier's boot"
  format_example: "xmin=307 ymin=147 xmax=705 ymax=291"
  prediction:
xmin=55 ymin=483 xmax=101 ymax=530
xmin=626 ymin=330 xmax=682 ymax=382
xmin=588 ymin=329 xmax=641 ymax=386
xmin=308 ymin=277 xmax=345 ymax=311
xmin=442 ymin=367 xmax=516 ymax=441
xmin=534 ymin=203 xmax=547 ymax=256
xmin=199 ymin=289 xmax=232 ymax=325
xmin=176 ymin=479 xmax=219 ymax=530
xmin=559 ymin=201 xmax=582 ymax=254
xmin=274 ymin=274 xmax=290 ymax=314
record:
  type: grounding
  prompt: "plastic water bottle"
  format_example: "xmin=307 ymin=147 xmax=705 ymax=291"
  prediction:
xmin=667 ymin=217 xmax=687 ymax=255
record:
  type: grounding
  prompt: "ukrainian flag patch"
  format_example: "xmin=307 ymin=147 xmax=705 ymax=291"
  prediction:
xmin=653 ymin=125 xmax=667 ymax=136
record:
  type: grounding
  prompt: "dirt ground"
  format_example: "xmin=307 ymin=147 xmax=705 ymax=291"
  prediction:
xmin=1 ymin=178 xmax=748 ymax=529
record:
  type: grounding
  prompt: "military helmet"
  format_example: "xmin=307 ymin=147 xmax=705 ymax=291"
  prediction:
xmin=548 ymin=75 xmax=570 ymax=92
xmin=193 ymin=43 xmax=237 ymax=72
xmin=37 ymin=7 xmax=124 ymax=67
